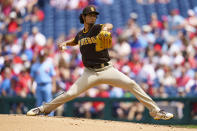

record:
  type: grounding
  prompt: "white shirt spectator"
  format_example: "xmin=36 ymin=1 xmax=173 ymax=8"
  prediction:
xmin=140 ymin=62 xmax=156 ymax=81
xmin=50 ymin=0 xmax=69 ymax=10
xmin=169 ymin=43 xmax=181 ymax=55
xmin=156 ymin=68 xmax=165 ymax=82
xmin=26 ymin=32 xmax=46 ymax=48
xmin=11 ymin=44 xmax=22 ymax=54
xmin=110 ymin=87 xmax=124 ymax=98
xmin=114 ymin=41 xmax=131 ymax=59
xmin=68 ymin=0 xmax=79 ymax=10
xmin=34 ymin=32 xmax=46 ymax=46
xmin=161 ymin=73 xmax=176 ymax=87
xmin=168 ymin=12 xmax=184 ymax=36
xmin=31 ymin=27 xmax=46 ymax=46
xmin=141 ymin=25 xmax=156 ymax=45
xmin=25 ymin=35 xmax=34 ymax=49
xmin=86 ymin=87 xmax=99 ymax=97
xmin=173 ymin=52 xmax=184 ymax=65
xmin=13 ymin=0 xmax=27 ymax=13
xmin=159 ymin=54 xmax=172 ymax=66
xmin=185 ymin=78 xmax=197 ymax=93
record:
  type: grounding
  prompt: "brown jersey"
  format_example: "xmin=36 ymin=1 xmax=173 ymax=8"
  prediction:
xmin=73 ymin=24 xmax=110 ymax=67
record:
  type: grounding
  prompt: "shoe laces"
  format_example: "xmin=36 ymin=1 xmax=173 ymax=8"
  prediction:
xmin=159 ymin=110 xmax=166 ymax=114
xmin=158 ymin=110 xmax=169 ymax=118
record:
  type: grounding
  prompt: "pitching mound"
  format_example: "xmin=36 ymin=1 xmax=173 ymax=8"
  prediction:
xmin=0 ymin=114 xmax=195 ymax=131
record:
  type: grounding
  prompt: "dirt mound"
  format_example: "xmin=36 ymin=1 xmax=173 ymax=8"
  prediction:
xmin=0 ymin=114 xmax=195 ymax=131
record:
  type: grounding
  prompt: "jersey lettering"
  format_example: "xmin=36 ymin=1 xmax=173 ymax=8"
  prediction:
xmin=79 ymin=36 xmax=96 ymax=46
xmin=87 ymin=37 xmax=92 ymax=44
xmin=84 ymin=38 xmax=88 ymax=45
xmin=91 ymin=37 xmax=96 ymax=43
xmin=81 ymin=38 xmax=85 ymax=46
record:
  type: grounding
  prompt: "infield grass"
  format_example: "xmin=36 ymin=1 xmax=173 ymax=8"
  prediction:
xmin=176 ymin=125 xmax=197 ymax=128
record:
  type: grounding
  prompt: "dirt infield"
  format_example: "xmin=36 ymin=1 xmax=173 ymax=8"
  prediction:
xmin=0 ymin=114 xmax=196 ymax=131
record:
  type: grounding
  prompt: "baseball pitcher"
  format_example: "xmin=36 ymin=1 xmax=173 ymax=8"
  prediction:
xmin=27 ymin=5 xmax=173 ymax=120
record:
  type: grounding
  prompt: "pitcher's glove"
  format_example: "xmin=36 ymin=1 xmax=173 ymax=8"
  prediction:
xmin=95 ymin=30 xmax=112 ymax=52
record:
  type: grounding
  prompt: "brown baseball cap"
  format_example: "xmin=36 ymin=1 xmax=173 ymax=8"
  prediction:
xmin=82 ymin=5 xmax=99 ymax=15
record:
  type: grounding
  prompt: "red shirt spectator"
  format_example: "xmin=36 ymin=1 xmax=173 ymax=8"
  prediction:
xmin=8 ymin=20 xmax=18 ymax=33
xmin=93 ymin=86 xmax=110 ymax=112
xmin=176 ymin=68 xmax=191 ymax=87
xmin=78 ymin=0 xmax=88 ymax=9
xmin=32 ymin=6 xmax=45 ymax=21
xmin=0 ymin=0 xmax=12 ymax=16
xmin=149 ymin=13 xmax=163 ymax=30
xmin=14 ymin=70 xmax=31 ymax=97
xmin=36 ymin=9 xmax=45 ymax=21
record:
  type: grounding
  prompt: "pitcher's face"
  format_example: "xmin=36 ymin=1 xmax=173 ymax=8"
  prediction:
xmin=84 ymin=13 xmax=97 ymax=25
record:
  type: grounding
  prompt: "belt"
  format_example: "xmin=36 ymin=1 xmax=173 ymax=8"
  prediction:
xmin=87 ymin=62 xmax=109 ymax=69
xmin=37 ymin=82 xmax=51 ymax=86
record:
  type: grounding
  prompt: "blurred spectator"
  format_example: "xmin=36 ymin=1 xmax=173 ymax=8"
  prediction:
xmin=0 ymin=0 xmax=13 ymax=16
xmin=149 ymin=13 xmax=163 ymax=32
xmin=50 ymin=0 xmax=69 ymax=10
xmin=67 ymin=0 xmax=80 ymax=10
xmin=92 ymin=85 xmax=110 ymax=117
xmin=176 ymin=67 xmax=191 ymax=88
xmin=7 ymin=11 xmax=20 ymax=33
xmin=0 ymin=67 xmax=14 ymax=96
xmin=168 ymin=9 xmax=184 ymax=36
xmin=140 ymin=25 xmax=155 ymax=48
xmin=110 ymin=87 xmax=124 ymax=98
xmin=12 ymin=0 xmax=27 ymax=14
xmin=122 ymin=12 xmax=139 ymax=40
xmin=78 ymin=0 xmax=89 ymax=9
xmin=186 ymin=72 xmax=197 ymax=96
xmin=113 ymin=36 xmax=131 ymax=60
xmin=14 ymin=68 xmax=31 ymax=97
xmin=32 ymin=5 xmax=44 ymax=22
xmin=32 ymin=27 xmax=46 ymax=46
xmin=161 ymin=67 xmax=176 ymax=88
xmin=129 ymin=31 xmax=143 ymax=52
xmin=30 ymin=48 xmax=56 ymax=116
xmin=28 ymin=27 xmax=46 ymax=53
xmin=186 ymin=9 xmax=197 ymax=28
xmin=25 ymin=5 xmax=44 ymax=23
xmin=127 ymin=102 xmax=144 ymax=120
xmin=50 ymin=0 xmax=88 ymax=10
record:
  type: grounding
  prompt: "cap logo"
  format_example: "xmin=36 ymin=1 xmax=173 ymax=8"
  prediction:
xmin=91 ymin=7 xmax=95 ymax=11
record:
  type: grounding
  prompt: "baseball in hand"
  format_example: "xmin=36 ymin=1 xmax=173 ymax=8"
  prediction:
xmin=61 ymin=46 xmax=66 ymax=50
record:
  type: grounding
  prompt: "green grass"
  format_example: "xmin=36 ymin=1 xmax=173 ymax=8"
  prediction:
xmin=176 ymin=125 xmax=197 ymax=128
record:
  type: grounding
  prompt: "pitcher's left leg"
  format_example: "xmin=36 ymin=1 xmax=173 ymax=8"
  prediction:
xmin=98 ymin=67 xmax=173 ymax=120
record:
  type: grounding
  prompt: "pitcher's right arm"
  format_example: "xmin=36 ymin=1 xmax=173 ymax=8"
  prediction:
xmin=58 ymin=38 xmax=78 ymax=51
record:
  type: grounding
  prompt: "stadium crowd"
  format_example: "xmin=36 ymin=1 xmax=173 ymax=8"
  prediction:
xmin=0 ymin=0 xmax=196 ymax=119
